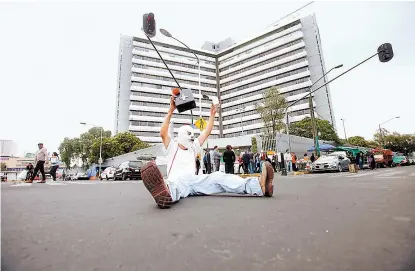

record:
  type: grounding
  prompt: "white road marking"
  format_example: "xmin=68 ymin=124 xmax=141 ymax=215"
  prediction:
xmin=345 ymin=172 xmax=380 ymax=178
xmin=376 ymin=171 xmax=404 ymax=177
xmin=10 ymin=183 xmax=33 ymax=187
xmin=46 ymin=182 xmax=68 ymax=186
xmin=409 ymin=173 xmax=415 ymax=177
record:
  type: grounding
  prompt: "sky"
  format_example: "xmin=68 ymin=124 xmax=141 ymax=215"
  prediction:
xmin=1 ymin=0 xmax=414 ymax=156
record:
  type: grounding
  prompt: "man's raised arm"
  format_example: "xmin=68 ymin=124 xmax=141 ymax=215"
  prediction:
xmin=160 ymin=96 xmax=176 ymax=149
xmin=198 ymin=104 xmax=218 ymax=146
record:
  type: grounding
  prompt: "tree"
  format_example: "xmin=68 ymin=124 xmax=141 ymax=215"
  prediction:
xmin=88 ymin=132 xmax=150 ymax=164
xmin=58 ymin=127 xmax=111 ymax=168
xmin=289 ymin=117 xmax=340 ymax=143
xmin=255 ymin=87 xmax=287 ymax=135
xmin=347 ymin=136 xmax=368 ymax=147
xmin=251 ymin=137 xmax=257 ymax=153
xmin=383 ymin=132 xmax=415 ymax=155
xmin=1 ymin=162 xmax=6 ymax=171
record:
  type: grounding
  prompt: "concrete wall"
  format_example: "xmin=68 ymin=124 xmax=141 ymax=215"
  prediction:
xmin=114 ymin=35 xmax=133 ymax=135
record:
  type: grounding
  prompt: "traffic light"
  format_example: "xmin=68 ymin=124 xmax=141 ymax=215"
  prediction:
xmin=377 ymin=43 xmax=394 ymax=63
xmin=143 ymin=13 xmax=156 ymax=38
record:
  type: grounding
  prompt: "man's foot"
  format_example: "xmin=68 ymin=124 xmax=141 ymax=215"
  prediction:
xmin=25 ymin=180 xmax=33 ymax=183
xmin=259 ymin=162 xmax=274 ymax=197
xmin=141 ymin=161 xmax=173 ymax=209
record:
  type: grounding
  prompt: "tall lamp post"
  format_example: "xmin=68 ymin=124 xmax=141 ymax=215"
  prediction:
xmin=236 ymin=108 xmax=245 ymax=136
xmin=286 ymin=64 xmax=343 ymax=153
xmin=340 ymin=118 xmax=348 ymax=143
xmin=378 ymin=116 xmax=400 ymax=147
xmin=80 ymin=122 xmax=103 ymax=179
xmin=160 ymin=29 xmax=202 ymax=120
xmin=160 ymin=28 xmax=204 ymax=175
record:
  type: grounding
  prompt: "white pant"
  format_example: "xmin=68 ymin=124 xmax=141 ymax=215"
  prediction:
xmin=166 ymin=172 xmax=263 ymax=202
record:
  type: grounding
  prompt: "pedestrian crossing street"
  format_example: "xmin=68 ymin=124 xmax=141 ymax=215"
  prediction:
xmin=290 ymin=169 xmax=415 ymax=180
xmin=6 ymin=180 xmax=143 ymax=187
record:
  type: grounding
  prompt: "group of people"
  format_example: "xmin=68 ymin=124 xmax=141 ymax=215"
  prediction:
xmin=24 ymin=143 xmax=61 ymax=183
xmin=201 ymin=145 xmax=236 ymax=174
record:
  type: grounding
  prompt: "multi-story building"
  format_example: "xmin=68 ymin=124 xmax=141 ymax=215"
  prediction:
xmin=115 ymin=13 xmax=336 ymax=144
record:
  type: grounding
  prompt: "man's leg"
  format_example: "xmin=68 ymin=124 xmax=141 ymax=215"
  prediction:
xmin=141 ymin=161 xmax=173 ymax=209
xmin=224 ymin=163 xmax=229 ymax=174
xmin=38 ymin=161 xmax=46 ymax=182
xmin=28 ymin=162 xmax=41 ymax=182
xmin=215 ymin=161 xmax=220 ymax=172
xmin=190 ymin=162 xmax=274 ymax=197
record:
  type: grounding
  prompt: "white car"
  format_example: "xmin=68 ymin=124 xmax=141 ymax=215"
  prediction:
xmin=313 ymin=154 xmax=351 ymax=172
xmin=100 ymin=167 xmax=116 ymax=180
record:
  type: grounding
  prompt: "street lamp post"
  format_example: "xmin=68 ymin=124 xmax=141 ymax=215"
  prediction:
xmin=340 ymin=118 xmax=348 ymax=143
xmin=378 ymin=116 xmax=400 ymax=147
xmin=160 ymin=28 xmax=202 ymax=119
xmin=160 ymin=28 xmax=204 ymax=174
xmin=80 ymin=122 xmax=103 ymax=179
xmin=286 ymin=64 xmax=343 ymax=153
xmin=236 ymin=108 xmax=245 ymax=136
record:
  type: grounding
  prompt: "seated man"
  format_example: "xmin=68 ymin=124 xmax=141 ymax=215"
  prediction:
xmin=141 ymin=96 xmax=274 ymax=209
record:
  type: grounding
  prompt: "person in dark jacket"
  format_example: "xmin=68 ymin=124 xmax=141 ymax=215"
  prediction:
xmin=242 ymin=150 xmax=250 ymax=174
xmin=204 ymin=150 xmax=212 ymax=174
xmin=223 ymin=145 xmax=236 ymax=174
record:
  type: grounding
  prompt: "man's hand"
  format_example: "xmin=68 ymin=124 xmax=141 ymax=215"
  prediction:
xmin=199 ymin=103 xmax=219 ymax=146
xmin=169 ymin=96 xmax=176 ymax=114
xmin=210 ymin=103 xmax=218 ymax=117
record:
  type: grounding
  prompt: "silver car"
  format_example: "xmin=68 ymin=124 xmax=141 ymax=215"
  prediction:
xmin=312 ymin=154 xmax=350 ymax=172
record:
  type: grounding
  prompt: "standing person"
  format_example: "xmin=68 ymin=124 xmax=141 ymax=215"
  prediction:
xmin=49 ymin=152 xmax=60 ymax=181
xmin=271 ymin=155 xmax=277 ymax=172
xmin=242 ymin=150 xmax=250 ymax=174
xmin=249 ymin=150 xmax=255 ymax=174
xmin=284 ymin=150 xmax=292 ymax=173
xmin=209 ymin=148 xmax=215 ymax=172
xmin=26 ymin=143 xmax=48 ymax=183
xmin=195 ymin=156 xmax=201 ymax=175
xmin=356 ymin=152 xmax=361 ymax=169
xmin=359 ymin=152 xmax=364 ymax=169
xmin=203 ymin=151 xmax=209 ymax=174
xmin=212 ymin=146 xmax=221 ymax=172
xmin=310 ymin=153 xmax=316 ymax=163
xmin=223 ymin=145 xmax=236 ymax=174
xmin=369 ymin=154 xmax=376 ymax=170
xmin=292 ymin=152 xmax=297 ymax=171
xmin=237 ymin=154 xmax=244 ymax=174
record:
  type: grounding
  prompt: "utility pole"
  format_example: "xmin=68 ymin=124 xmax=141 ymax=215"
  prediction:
xmin=308 ymin=95 xmax=318 ymax=156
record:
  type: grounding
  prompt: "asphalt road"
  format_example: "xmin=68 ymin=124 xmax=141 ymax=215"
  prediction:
xmin=2 ymin=167 xmax=415 ymax=271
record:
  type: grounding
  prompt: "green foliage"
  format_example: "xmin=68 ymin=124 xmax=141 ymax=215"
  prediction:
xmin=251 ymin=137 xmax=257 ymax=153
xmin=88 ymin=132 xmax=150 ymax=163
xmin=347 ymin=136 xmax=369 ymax=147
xmin=255 ymin=87 xmax=287 ymax=135
xmin=383 ymin=132 xmax=415 ymax=155
xmin=289 ymin=117 xmax=340 ymax=143
xmin=58 ymin=128 xmax=151 ymax=168
xmin=1 ymin=162 xmax=6 ymax=171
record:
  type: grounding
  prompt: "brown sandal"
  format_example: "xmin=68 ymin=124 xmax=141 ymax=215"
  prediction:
xmin=141 ymin=161 xmax=173 ymax=209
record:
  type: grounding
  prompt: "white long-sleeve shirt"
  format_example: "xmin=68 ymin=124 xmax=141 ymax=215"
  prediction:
xmin=35 ymin=147 xmax=48 ymax=163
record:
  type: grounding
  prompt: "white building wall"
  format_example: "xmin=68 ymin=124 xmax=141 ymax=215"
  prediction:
xmin=115 ymin=13 xmax=335 ymax=145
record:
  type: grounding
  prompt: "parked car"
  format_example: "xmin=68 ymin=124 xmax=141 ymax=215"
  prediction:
xmin=72 ymin=171 xmax=89 ymax=180
xmin=100 ymin=167 xmax=116 ymax=180
xmin=113 ymin=161 xmax=143 ymax=181
xmin=312 ymin=154 xmax=350 ymax=172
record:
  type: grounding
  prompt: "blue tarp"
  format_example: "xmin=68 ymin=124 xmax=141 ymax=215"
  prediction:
xmin=307 ymin=144 xmax=335 ymax=152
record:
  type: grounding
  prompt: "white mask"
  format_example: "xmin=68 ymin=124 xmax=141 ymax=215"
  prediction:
xmin=177 ymin=125 xmax=195 ymax=149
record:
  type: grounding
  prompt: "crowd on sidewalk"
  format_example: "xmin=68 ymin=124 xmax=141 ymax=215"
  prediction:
xmin=199 ymin=145 xmax=318 ymax=175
